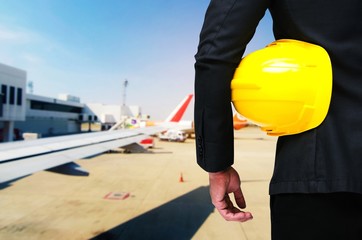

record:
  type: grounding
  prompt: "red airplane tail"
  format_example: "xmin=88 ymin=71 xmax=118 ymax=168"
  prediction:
xmin=165 ymin=94 xmax=193 ymax=122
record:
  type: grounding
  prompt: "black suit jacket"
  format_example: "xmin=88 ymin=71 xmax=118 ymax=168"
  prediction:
xmin=194 ymin=0 xmax=362 ymax=194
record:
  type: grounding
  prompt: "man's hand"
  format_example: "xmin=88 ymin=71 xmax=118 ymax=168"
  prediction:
xmin=209 ymin=167 xmax=253 ymax=222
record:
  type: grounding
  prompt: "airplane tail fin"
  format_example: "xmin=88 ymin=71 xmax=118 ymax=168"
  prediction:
xmin=233 ymin=114 xmax=248 ymax=130
xmin=164 ymin=94 xmax=193 ymax=122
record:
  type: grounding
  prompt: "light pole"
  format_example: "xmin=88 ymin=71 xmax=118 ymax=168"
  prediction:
xmin=122 ymin=79 xmax=128 ymax=107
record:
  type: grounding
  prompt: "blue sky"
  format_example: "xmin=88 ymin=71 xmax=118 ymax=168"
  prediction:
xmin=0 ymin=0 xmax=274 ymax=120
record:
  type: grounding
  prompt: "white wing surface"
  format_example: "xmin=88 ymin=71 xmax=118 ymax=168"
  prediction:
xmin=0 ymin=126 xmax=163 ymax=183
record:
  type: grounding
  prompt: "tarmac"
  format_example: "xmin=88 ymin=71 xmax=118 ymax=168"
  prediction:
xmin=0 ymin=126 xmax=277 ymax=240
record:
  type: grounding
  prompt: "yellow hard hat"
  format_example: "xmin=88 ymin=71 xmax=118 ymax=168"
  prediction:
xmin=231 ymin=39 xmax=332 ymax=136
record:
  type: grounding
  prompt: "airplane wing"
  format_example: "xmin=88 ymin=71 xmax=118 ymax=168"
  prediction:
xmin=0 ymin=126 xmax=163 ymax=184
xmin=0 ymin=94 xmax=193 ymax=184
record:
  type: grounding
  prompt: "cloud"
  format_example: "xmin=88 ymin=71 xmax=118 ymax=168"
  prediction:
xmin=0 ymin=24 xmax=78 ymax=71
xmin=20 ymin=54 xmax=43 ymax=65
xmin=0 ymin=25 xmax=38 ymax=44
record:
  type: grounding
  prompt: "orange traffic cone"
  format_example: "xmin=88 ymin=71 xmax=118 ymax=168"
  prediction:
xmin=179 ymin=173 xmax=184 ymax=183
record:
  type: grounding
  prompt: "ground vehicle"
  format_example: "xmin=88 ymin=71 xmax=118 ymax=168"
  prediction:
xmin=139 ymin=137 xmax=155 ymax=148
xmin=158 ymin=129 xmax=186 ymax=142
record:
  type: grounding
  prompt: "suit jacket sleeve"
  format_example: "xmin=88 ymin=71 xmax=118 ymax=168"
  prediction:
xmin=194 ymin=0 xmax=269 ymax=172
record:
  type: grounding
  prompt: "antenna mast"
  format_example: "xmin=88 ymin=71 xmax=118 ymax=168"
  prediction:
xmin=122 ymin=79 xmax=128 ymax=106
xmin=28 ymin=81 xmax=34 ymax=94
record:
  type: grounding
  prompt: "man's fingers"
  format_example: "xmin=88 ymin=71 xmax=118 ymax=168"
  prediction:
xmin=233 ymin=188 xmax=247 ymax=209
xmin=213 ymin=193 xmax=253 ymax=222
xmin=208 ymin=167 xmax=252 ymax=222
xmin=212 ymin=193 xmax=229 ymax=211
xmin=217 ymin=207 xmax=253 ymax=222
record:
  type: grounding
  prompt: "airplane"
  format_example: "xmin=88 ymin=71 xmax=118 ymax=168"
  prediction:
xmin=108 ymin=94 xmax=193 ymax=143
xmin=0 ymin=94 xmax=193 ymax=184
xmin=174 ymin=113 xmax=248 ymax=139
xmin=150 ymin=97 xmax=249 ymax=139
xmin=163 ymin=94 xmax=193 ymax=123
xmin=109 ymin=94 xmax=193 ymax=130
xmin=233 ymin=114 xmax=249 ymax=130
xmin=139 ymin=94 xmax=194 ymax=129
xmin=141 ymin=94 xmax=194 ymax=140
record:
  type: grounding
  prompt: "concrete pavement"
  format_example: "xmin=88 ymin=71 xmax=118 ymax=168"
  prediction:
xmin=0 ymin=126 xmax=277 ymax=240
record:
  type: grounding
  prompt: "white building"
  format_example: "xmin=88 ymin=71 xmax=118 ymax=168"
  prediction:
xmin=0 ymin=62 xmax=91 ymax=141
xmin=15 ymin=94 xmax=86 ymax=138
xmin=0 ymin=61 xmax=146 ymax=141
xmin=0 ymin=63 xmax=26 ymax=142
xmin=57 ymin=93 xmax=81 ymax=103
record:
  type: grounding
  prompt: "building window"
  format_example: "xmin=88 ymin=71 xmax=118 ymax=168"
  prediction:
xmin=9 ymin=86 xmax=15 ymax=105
xmin=17 ymin=88 xmax=22 ymax=106
xmin=0 ymin=93 xmax=3 ymax=117
xmin=30 ymin=100 xmax=82 ymax=113
xmin=1 ymin=84 xmax=7 ymax=104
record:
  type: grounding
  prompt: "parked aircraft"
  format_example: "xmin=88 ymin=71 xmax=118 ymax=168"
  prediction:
xmin=175 ymin=113 xmax=248 ymax=139
xmin=0 ymin=94 xmax=193 ymax=184
xmin=233 ymin=114 xmax=249 ymax=130
xmin=109 ymin=94 xmax=193 ymax=130
xmin=141 ymin=94 xmax=193 ymax=129
xmin=153 ymin=98 xmax=249 ymax=139
xmin=163 ymin=94 xmax=193 ymax=122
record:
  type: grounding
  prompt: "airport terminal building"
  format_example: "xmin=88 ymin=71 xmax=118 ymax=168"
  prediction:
xmin=0 ymin=61 xmax=90 ymax=141
xmin=15 ymin=94 xmax=85 ymax=139
xmin=0 ymin=63 xmax=27 ymax=142
xmin=0 ymin=62 xmax=142 ymax=142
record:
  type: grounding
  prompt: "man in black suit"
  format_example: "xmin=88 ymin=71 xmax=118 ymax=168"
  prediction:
xmin=194 ymin=1 xmax=362 ymax=239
